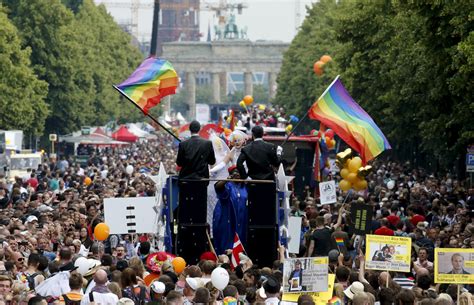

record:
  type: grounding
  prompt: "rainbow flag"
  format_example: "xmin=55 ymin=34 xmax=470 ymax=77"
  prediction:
xmin=335 ymin=237 xmax=344 ymax=248
xmin=308 ymin=76 xmax=391 ymax=164
xmin=115 ymin=57 xmax=178 ymax=114
xmin=328 ymin=296 xmax=342 ymax=305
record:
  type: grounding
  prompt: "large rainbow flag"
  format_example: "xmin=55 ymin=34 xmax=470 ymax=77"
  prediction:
xmin=115 ymin=57 xmax=178 ymax=114
xmin=308 ymin=76 xmax=391 ymax=163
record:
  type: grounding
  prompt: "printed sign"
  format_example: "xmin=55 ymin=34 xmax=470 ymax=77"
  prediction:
xmin=104 ymin=197 xmax=159 ymax=234
xmin=319 ymin=181 xmax=337 ymax=205
xmin=350 ymin=202 xmax=373 ymax=235
xmin=283 ymin=257 xmax=328 ymax=293
xmin=466 ymin=153 xmax=474 ymax=172
xmin=365 ymin=235 xmax=411 ymax=272
xmin=435 ymin=248 xmax=474 ymax=284
xmin=281 ymin=274 xmax=335 ymax=305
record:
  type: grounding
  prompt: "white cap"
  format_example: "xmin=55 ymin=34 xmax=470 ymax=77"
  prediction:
xmin=344 ymin=281 xmax=365 ymax=300
xmin=37 ymin=205 xmax=54 ymax=212
xmin=25 ymin=215 xmax=38 ymax=224
xmin=150 ymin=281 xmax=166 ymax=294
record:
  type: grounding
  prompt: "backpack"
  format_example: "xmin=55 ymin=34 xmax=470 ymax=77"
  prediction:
xmin=27 ymin=272 xmax=39 ymax=290
xmin=62 ymin=294 xmax=81 ymax=305
xmin=123 ymin=286 xmax=147 ymax=305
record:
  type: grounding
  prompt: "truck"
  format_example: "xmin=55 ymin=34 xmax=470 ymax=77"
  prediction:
xmin=7 ymin=152 xmax=43 ymax=181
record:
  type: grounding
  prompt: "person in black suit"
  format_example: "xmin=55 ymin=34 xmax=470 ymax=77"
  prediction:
xmin=176 ymin=121 xmax=216 ymax=225
xmin=237 ymin=125 xmax=281 ymax=180
xmin=176 ymin=120 xmax=216 ymax=181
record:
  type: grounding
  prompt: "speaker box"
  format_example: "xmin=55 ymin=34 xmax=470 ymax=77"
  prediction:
xmin=177 ymin=181 xmax=208 ymax=224
xmin=176 ymin=223 xmax=210 ymax=265
xmin=246 ymin=226 xmax=278 ymax=267
xmin=247 ymin=182 xmax=277 ymax=226
xmin=294 ymin=148 xmax=314 ymax=199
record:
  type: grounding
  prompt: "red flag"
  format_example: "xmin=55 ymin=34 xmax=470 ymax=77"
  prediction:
xmin=231 ymin=233 xmax=245 ymax=269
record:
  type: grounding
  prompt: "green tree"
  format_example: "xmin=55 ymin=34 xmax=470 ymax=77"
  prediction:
xmin=0 ymin=5 xmax=49 ymax=135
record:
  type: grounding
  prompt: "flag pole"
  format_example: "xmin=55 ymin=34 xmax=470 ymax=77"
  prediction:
xmin=282 ymin=75 xmax=340 ymax=146
xmin=113 ymin=85 xmax=181 ymax=142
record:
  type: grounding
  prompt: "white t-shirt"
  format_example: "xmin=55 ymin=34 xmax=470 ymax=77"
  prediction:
xmin=80 ymin=291 xmax=118 ymax=305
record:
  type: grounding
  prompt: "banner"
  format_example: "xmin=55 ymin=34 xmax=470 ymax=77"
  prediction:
xmin=365 ymin=235 xmax=411 ymax=272
xmin=318 ymin=181 xmax=337 ymax=205
xmin=282 ymin=274 xmax=335 ymax=305
xmin=434 ymin=248 xmax=474 ymax=284
xmin=283 ymin=257 xmax=328 ymax=293
xmin=350 ymin=202 xmax=373 ymax=235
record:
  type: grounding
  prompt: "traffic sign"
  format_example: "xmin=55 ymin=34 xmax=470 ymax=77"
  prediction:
xmin=466 ymin=153 xmax=474 ymax=172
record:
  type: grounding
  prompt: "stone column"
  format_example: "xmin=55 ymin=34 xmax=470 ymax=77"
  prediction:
xmin=219 ymin=72 xmax=227 ymax=101
xmin=186 ymin=72 xmax=196 ymax=119
xmin=211 ymin=72 xmax=220 ymax=103
xmin=244 ymin=71 xmax=253 ymax=96
xmin=268 ymin=72 xmax=277 ymax=99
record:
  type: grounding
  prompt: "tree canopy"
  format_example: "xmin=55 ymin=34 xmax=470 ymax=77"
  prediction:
xmin=274 ymin=0 xmax=473 ymax=172
xmin=0 ymin=5 xmax=49 ymax=136
xmin=1 ymin=0 xmax=143 ymax=135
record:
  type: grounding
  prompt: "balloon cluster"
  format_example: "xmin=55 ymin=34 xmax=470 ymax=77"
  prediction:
xmin=336 ymin=148 xmax=372 ymax=192
xmin=313 ymin=55 xmax=332 ymax=76
xmin=311 ymin=128 xmax=336 ymax=150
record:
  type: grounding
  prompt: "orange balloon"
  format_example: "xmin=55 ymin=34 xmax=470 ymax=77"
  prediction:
xmin=243 ymin=95 xmax=254 ymax=106
xmin=84 ymin=177 xmax=92 ymax=186
xmin=320 ymin=55 xmax=332 ymax=63
xmin=313 ymin=61 xmax=325 ymax=76
xmin=144 ymin=273 xmax=160 ymax=286
xmin=94 ymin=223 xmax=110 ymax=241
xmin=172 ymin=257 xmax=186 ymax=274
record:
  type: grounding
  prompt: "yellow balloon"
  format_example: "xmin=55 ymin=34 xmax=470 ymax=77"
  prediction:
xmin=347 ymin=172 xmax=358 ymax=183
xmin=339 ymin=179 xmax=352 ymax=192
xmin=258 ymin=104 xmax=266 ymax=110
xmin=353 ymin=178 xmax=368 ymax=191
xmin=348 ymin=157 xmax=363 ymax=173
xmin=239 ymin=101 xmax=246 ymax=108
xmin=340 ymin=168 xmax=349 ymax=179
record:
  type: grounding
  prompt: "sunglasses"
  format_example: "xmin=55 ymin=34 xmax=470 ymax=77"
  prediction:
xmin=17 ymin=257 xmax=25 ymax=262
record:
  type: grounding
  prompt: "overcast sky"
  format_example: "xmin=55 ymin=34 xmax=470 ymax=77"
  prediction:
xmin=95 ymin=0 xmax=318 ymax=43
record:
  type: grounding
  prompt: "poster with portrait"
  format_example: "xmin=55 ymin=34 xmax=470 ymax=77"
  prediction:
xmin=281 ymin=274 xmax=335 ymax=305
xmin=434 ymin=248 xmax=474 ymax=284
xmin=283 ymin=257 xmax=328 ymax=293
xmin=319 ymin=181 xmax=337 ymax=205
xmin=365 ymin=235 xmax=411 ymax=272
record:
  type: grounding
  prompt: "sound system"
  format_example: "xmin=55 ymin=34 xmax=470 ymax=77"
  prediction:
xmin=246 ymin=226 xmax=278 ymax=268
xmin=294 ymin=148 xmax=314 ymax=199
xmin=176 ymin=223 xmax=210 ymax=265
xmin=247 ymin=182 xmax=277 ymax=226
xmin=177 ymin=181 xmax=208 ymax=224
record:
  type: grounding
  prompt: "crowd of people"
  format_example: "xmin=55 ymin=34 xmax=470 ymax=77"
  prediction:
xmin=0 ymin=122 xmax=473 ymax=305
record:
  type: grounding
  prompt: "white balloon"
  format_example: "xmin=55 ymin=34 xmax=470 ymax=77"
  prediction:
xmin=387 ymin=180 xmax=395 ymax=190
xmin=74 ymin=257 xmax=90 ymax=276
xmin=211 ymin=267 xmax=229 ymax=290
xmin=125 ymin=165 xmax=134 ymax=175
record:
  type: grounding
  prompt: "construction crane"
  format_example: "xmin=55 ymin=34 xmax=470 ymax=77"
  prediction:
xmin=95 ymin=0 xmax=153 ymax=39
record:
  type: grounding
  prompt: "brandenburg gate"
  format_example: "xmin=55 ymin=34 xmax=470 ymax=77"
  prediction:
xmin=161 ymin=40 xmax=289 ymax=118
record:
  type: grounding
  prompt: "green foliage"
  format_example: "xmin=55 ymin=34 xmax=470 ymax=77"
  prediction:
xmin=3 ymin=0 xmax=143 ymax=134
xmin=275 ymin=0 xmax=474 ymax=171
xmin=0 ymin=5 xmax=49 ymax=135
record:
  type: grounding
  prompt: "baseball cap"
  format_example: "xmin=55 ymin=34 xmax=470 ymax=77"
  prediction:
xmin=25 ymin=215 xmax=38 ymax=224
